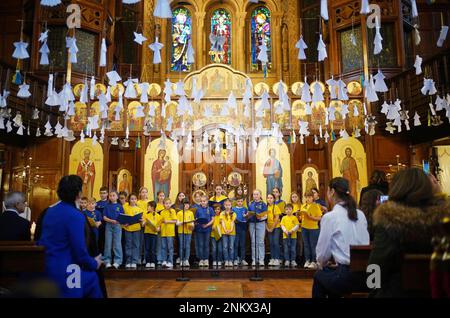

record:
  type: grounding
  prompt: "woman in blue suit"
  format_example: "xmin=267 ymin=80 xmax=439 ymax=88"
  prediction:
xmin=38 ymin=175 xmax=103 ymax=298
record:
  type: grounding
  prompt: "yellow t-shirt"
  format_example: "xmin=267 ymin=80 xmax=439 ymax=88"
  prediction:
xmin=122 ymin=205 xmax=144 ymax=232
xmin=290 ymin=203 xmax=302 ymax=231
xmin=291 ymin=203 xmax=301 ymax=214
xmin=137 ymin=199 xmax=149 ymax=213
xmin=177 ymin=210 xmax=195 ymax=234
xmin=156 ymin=202 xmax=165 ymax=213
xmin=144 ymin=211 xmax=162 ymax=234
xmin=211 ymin=214 xmax=222 ymax=239
xmin=267 ymin=204 xmax=281 ymax=229
xmin=301 ymin=203 xmax=322 ymax=230
xmin=281 ymin=214 xmax=300 ymax=239
xmin=160 ymin=208 xmax=177 ymax=237
xmin=220 ymin=211 xmax=236 ymax=236
xmin=275 ymin=200 xmax=286 ymax=214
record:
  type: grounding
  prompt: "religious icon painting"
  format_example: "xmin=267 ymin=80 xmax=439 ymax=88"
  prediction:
xmin=171 ymin=7 xmax=193 ymax=72
xmin=301 ymin=165 xmax=319 ymax=198
xmin=73 ymin=83 xmax=84 ymax=98
xmin=108 ymin=102 xmax=124 ymax=131
xmin=291 ymin=81 xmax=304 ymax=96
xmin=94 ymin=84 xmax=107 ymax=98
xmin=227 ymin=172 xmax=242 ymax=187
xmin=117 ymin=168 xmax=132 ymax=195
xmin=347 ymin=81 xmax=362 ymax=96
xmin=192 ymin=189 xmax=206 ymax=204
xmin=128 ymin=101 xmax=145 ymax=131
xmin=110 ymin=83 xmax=125 ymax=98
xmin=148 ymin=83 xmax=162 ymax=97
xmin=254 ymin=82 xmax=270 ymax=96
xmin=70 ymin=102 xmax=87 ymax=131
xmin=251 ymin=6 xmax=272 ymax=72
xmin=272 ymin=81 xmax=288 ymax=95
xmin=210 ymin=8 xmax=232 ymax=65
xmin=192 ymin=172 xmax=207 ymax=188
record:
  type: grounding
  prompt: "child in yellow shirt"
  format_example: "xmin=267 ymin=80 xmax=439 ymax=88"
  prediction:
xmin=301 ymin=191 xmax=323 ymax=269
xmin=281 ymin=204 xmax=300 ymax=267
xmin=143 ymin=201 xmax=161 ymax=268
xmin=272 ymin=187 xmax=286 ymax=215
xmin=290 ymin=191 xmax=303 ymax=263
xmin=211 ymin=204 xmax=224 ymax=267
xmin=160 ymin=198 xmax=177 ymax=268
xmin=266 ymin=193 xmax=282 ymax=266
xmin=176 ymin=198 xmax=195 ymax=267
xmin=123 ymin=193 xmax=144 ymax=269
xmin=220 ymin=199 xmax=236 ymax=267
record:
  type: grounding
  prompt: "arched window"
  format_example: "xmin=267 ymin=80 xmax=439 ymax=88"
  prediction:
xmin=210 ymin=8 xmax=232 ymax=64
xmin=171 ymin=7 xmax=192 ymax=72
xmin=250 ymin=7 xmax=272 ymax=71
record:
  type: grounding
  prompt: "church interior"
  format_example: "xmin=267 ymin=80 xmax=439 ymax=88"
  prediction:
xmin=0 ymin=0 xmax=449 ymax=299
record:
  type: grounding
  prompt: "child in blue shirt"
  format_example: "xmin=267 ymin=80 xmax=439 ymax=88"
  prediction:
xmin=103 ymin=191 xmax=124 ymax=269
xmin=194 ymin=195 xmax=214 ymax=267
xmin=83 ymin=198 xmax=102 ymax=242
xmin=232 ymin=196 xmax=248 ymax=266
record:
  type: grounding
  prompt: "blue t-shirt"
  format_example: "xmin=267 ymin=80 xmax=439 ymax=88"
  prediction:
xmin=96 ymin=200 xmax=108 ymax=217
xmin=194 ymin=205 xmax=214 ymax=233
xmin=232 ymin=206 xmax=248 ymax=223
xmin=248 ymin=200 xmax=268 ymax=223
xmin=103 ymin=203 xmax=123 ymax=221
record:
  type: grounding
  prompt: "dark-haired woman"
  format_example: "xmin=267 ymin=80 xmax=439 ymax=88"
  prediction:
xmin=38 ymin=175 xmax=103 ymax=298
xmin=359 ymin=189 xmax=383 ymax=240
xmin=312 ymin=177 xmax=370 ymax=298
xmin=368 ymin=168 xmax=449 ymax=297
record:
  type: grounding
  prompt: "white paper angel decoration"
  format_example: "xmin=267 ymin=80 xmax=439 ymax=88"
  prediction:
xmin=257 ymin=42 xmax=268 ymax=64
xmin=106 ymin=71 xmax=122 ymax=86
xmin=6 ymin=120 xmax=12 ymax=133
xmin=133 ymin=32 xmax=147 ymax=45
xmin=139 ymin=82 xmax=150 ymax=103
xmin=373 ymin=18 xmax=383 ymax=55
xmin=317 ymin=34 xmax=327 ymax=61
xmin=414 ymin=55 xmax=422 ymax=75
xmin=40 ymin=0 xmax=62 ymax=6
xmin=301 ymin=80 xmax=312 ymax=103
xmin=124 ymin=78 xmax=138 ymax=99
xmin=326 ymin=77 xmax=338 ymax=100
xmin=66 ymin=37 xmax=78 ymax=63
xmin=295 ymin=35 xmax=308 ymax=60
xmin=12 ymin=41 xmax=29 ymax=60
xmin=298 ymin=120 xmax=310 ymax=136
xmin=320 ymin=0 xmax=328 ymax=20
xmin=373 ymin=69 xmax=389 ymax=92
xmin=260 ymin=91 xmax=271 ymax=110
xmin=154 ymin=0 xmax=172 ymax=19
xmin=17 ymin=83 xmax=31 ymax=98
xmin=364 ymin=75 xmax=379 ymax=102
xmin=89 ymin=76 xmax=96 ymax=100
xmin=337 ymin=79 xmax=349 ymax=101
xmin=227 ymin=91 xmax=237 ymax=114
xmin=340 ymin=103 xmax=349 ymax=119
xmin=312 ymin=81 xmax=324 ymax=103
xmin=164 ymin=79 xmax=173 ymax=103
xmin=100 ymin=38 xmax=107 ymax=67
xmin=437 ymin=25 xmax=448 ymax=48
xmin=175 ymin=80 xmax=186 ymax=96
xmin=360 ymin=0 xmax=370 ymax=14
xmin=39 ymin=39 xmax=50 ymax=65
xmin=411 ymin=0 xmax=418 ymax=18
xmin=149 ymin=37 xmax=164 ymax=64
xmin=187 ymin=39 xmax=195 ymax=64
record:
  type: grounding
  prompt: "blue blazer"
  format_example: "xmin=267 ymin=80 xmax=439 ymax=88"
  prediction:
xmin=38 ymin=201 xmax=101 ymax=298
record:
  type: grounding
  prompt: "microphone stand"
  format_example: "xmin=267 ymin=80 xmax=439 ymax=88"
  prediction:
xmin=176 ymin=207 xmax=190 ymax=282
xmin=250 ymin=204 xmax=263 ymax=281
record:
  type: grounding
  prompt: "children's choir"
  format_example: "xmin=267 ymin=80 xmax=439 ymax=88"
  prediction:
xmin=79 ymin=185 xmax=325 ymax=269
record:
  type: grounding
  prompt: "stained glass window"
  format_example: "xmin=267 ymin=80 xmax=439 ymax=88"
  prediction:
xmin=250 ymin=7 xmax=272 ymax=72
xmin=210 ymin=9 xmax=232 ymax=64
xmin=171 ymin=7 xmax=192 ymax=72
xmin=339 ymin=27 xmax=363 ymax=73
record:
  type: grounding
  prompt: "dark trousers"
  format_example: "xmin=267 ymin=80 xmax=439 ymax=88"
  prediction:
xmin=312 ymin=264 xmax=354 ymax=298
xmin=144 ymin=233 xmax=157 ymax=264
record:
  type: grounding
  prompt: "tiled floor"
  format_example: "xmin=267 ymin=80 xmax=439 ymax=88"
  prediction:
xmin=105 ymin=279 xmax=313 ymax=298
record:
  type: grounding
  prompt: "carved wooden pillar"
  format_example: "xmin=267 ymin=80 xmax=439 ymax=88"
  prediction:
xmin=195 ymin=11 xmax=206 ymax=69
xmin=236 ymin=11 xmax=247 ymax=72
xmin=141 ymin=0 xmax=155 ymax=82
xmin=272 ymin=12 xmax=283 ymax=81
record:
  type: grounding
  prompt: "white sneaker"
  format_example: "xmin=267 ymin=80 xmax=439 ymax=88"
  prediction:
xmin=131 ymin=264 xmax=137 ymax=269
xmin=308 ymin=262 xmax=317 ymax=269
xmin=198 ymin=260 xmax=204 ymax=266
xmin=242 ymin=260 xmax=248 ymax=266
xmin=162 ymin=261 xmax=167 ymax=267
xmin=113 ymin=263 xmax=120 ymax=269
xmin=150 ymin=263 xmax=155 ymax=269
xmin=273 ymin=259 xmax=280 ymax=266
xmin=291 ymin=261 xmax=297 ymax=267
xmin=233 ymin=260 xmax=239 ymax=266
xmin=145 ymin=263 xmax=151 ymax=268
xmin=268 ymin=259 xmax=274 ymax=266
xmin=125 ymin=263 xmax=131 ymax=268
xmin=258 ymin=260 xmax=265 ymax=266
xmin=184 ymin=260 xmax=190 ymax=267
xmin=176 ymin=258 xmax=180 ymax=264
xmin=166 ymin=263 xmax=173 ymax=269
xmin=227 ymin=261 xmax=232 ymax=267
xmin=205 ymin=260 xmax=209 ymax=267
xmin=217 ymin=261 xmax=222 ymax=266
xmin=285 ymin=260 xmax=290 ymax=267
xmin=304 ymin=261 xmax=311 ymax=268
xmin=105 ymin=263 xmax=112 ymax=269
xmin=213 ymin=261 xmax=217 ymax=266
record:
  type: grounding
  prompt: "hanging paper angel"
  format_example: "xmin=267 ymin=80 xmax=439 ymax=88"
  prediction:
xmin=373 ymin=69 xmax=389 ymax=92
xmin=0 ymin=89 xmax=9 ymax=108
xmin=149 ymin=37 xmax=164 ymax=64
xmin=153 ymin=0 xmax=172 ymax=19
xmin=437 ymin=25 xmax=448 ymax=48
xmin=40 ymin=0 xmax=62 ymax=6
xmin=295 ymin=35 xmax=308 ymax=60
xmin=364 ymin=75 xmax=379 ymax=102
xmin=133 ymin=32 xmax=147 ymax=45
xmin=326 ymin=77 xmax=338 ymax=100
xmin=89 ymin=76 xmax=96 ymax=100
xmin=32 ymin=108 xmax=40 ymax=120
xmin=337 ymin=79 xmax=349 ymax=101
xmin=304 ymin=102 xmax=312 ymax=115
xmin=6 ymin=120 xmax=12 ymax=133
xmin=317 ymin=34 xmax=327 ymax=62
xmin=380 ymin=101 xmax=389 ymax=115
xmin=414 ymin=25 xmax=421 ymax=46
xmin=175 ymin=80 xmax=186 ymax=96
xmin=17 ymin=82 xmax=31 ymax=98
xmin=257 ymin=41 xmax=269 ymax=77
xmin=39 ymin=39 xmax=50 ymax=65
xmin=301 ymin=79 xmax=312 ymax=103
xmin=106 ymin=71 xmax=122 ymax=86
xmin=328 ymin=103 xmax=336 ymax=121
xmin=139 ymin=82 xmax=150 ymax=103
xmin=243 ymin=79 xmax=253 ymax=105
xmin=414 ymin=55 xmax=422 ymax=75
xmin=44 ymin=119 xmax=53 ymax=136
xmin=340 ymin=128 xmax=350 ymax=139
xmin=360 ymin=0 xmax=370 ymax=15
xmin=320 ymin=0 xmax=328 ymax=20
xmin=435 ymin=95 xmax=446 ymax=111
xmin=12 ymin=41 xmax=29 ymax=60
xmin=411 ymin=0 xmax=418 ymax=18
xmin=340 ymin=103 xmax=349 ymax=119
xmin=227 ymin=91 xmax=237 ymax=115
xmin=66 ymin=37 xmax=79 ymax=63
xmin=413 ymin=112 xmax=421 ymax=126
xmin=298 ymin=120 xmax=310 ymax=136
xmin=124 ymin=78 xmax=138 ymax=99
xmin=373 ymin=18 xmax=383 ymax=55
xmin=163 ymin=79 xmax=173 ymax=103
xmin=312 ymin=81 xmax=324 ymax=103
xmin=99 ymin=38 xmax=107 ymax=67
